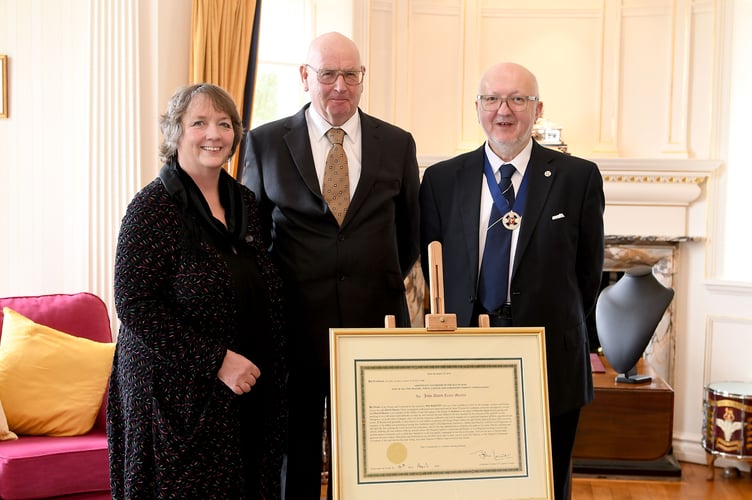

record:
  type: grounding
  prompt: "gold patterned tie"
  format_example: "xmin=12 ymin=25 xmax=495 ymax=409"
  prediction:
xmin=323 ymin=128 xmax=350 ymax=225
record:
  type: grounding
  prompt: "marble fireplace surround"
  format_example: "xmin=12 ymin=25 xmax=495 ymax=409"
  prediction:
xmin=601 ymin=236 xmax=685 ymax=385
xmin=408 ymin=157 xmax=722 ymax=386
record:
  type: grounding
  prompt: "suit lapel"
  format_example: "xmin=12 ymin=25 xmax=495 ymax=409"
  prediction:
xmin=346 ymin=110 xmax=377 ymax=225
xmin=457 ymin=147 xmax=485 ymax=279
xmin=512 ymin=142 xmax=555 ymax=276
xmin=283 ymin=105 xmax=323 ymax=200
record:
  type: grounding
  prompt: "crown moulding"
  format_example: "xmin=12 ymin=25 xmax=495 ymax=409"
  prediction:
xmin=596 ymin=158 xmax=721 ymax=207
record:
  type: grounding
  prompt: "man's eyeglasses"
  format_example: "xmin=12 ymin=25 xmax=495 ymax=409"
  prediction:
xmin=306 ymin=65 xmax=365 ymax=85
xmin=477 ymin=94 xmax=539 ymax=112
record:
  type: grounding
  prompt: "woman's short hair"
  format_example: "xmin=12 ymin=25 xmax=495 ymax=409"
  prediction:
xmin=159 ymin=83 xmax=243 ymax=163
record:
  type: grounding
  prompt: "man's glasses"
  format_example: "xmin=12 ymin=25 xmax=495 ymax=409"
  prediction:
xmin=477 ymin=94 xmax=539 ymax=112
xmin=306 ymin=64 xmax=365 ymax=85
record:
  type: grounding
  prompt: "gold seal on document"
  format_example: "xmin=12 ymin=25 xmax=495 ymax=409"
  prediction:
xmin=386 ymin=442 xmax=408 ymax=464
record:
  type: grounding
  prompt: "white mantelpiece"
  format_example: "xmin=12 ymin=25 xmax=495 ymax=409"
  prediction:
xmin=596 ymin=159 xmax=722 ymax=237
xmin=420 ymin=157 xmax=722 ymax=239
xmin=578 ymin=159 xmax=720 ymax=384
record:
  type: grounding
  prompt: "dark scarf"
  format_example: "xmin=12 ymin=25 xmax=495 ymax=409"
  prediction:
xmin=158 ymin=159 xmax=249 ymax=252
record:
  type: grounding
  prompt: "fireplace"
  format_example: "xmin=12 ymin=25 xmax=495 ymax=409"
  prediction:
xmin=407 ymin=236 xmax=685 ymax=385
xmin=592 ymin=236 xmax=696 ymax=386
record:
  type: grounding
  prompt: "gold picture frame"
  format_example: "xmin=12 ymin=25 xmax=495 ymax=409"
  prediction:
xmin=329 ymin=326 xmax=553 ymax=500
xmin=0 ymin=55 xmax=7 ymax=119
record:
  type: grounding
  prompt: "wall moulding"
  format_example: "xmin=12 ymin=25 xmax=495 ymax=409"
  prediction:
xmin=596 ymin=158 xmax=722 ymax=238
xmin=419 ymin=157 xmax=721 ymax=187
xmin=596 ymin=158 xmax=721 ymax=187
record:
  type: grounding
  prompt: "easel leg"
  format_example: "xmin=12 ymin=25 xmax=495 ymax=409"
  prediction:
xmin=478 ymin=314 xmax=490 ymax=328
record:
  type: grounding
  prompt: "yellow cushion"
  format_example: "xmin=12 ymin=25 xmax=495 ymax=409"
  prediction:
xmin=0 ymin=307 xmax=116 ymax=436
xmin=0 ymin=399 xmax=18 ymax=440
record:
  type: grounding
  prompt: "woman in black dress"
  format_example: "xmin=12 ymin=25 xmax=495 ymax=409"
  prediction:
xmin=107 ymin=83 xmax=286 ymax=499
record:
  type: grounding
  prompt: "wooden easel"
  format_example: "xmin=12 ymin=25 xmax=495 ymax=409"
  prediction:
xmin=331 ymin=241 xmax=552 ymax=500
xmin=385 ymin=241 xmax=490 ymax=330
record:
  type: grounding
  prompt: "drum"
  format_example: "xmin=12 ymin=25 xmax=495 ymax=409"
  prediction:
xmin=702 ymin=381 xmax=752 ymax=459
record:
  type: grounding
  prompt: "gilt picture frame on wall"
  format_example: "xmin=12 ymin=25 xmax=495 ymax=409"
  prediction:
xmin=0 ymin=55 xmax=7 ymax=119
xmin=329 ymin=326 xmax=553 ymax=500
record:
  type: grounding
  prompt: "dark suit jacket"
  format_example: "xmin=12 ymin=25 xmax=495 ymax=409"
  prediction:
xmin=420 ymin=141 xmax=605 ymax=415
xmin=239 ymin=104 xmax=420 ymax=375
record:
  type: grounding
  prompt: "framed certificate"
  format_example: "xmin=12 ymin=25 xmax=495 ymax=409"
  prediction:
xmin=329 ymin=327 xmax=552 ymax=500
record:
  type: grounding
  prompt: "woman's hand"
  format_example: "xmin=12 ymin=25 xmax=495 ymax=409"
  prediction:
xmin=217 ymin=349 xmax=261 ymax=395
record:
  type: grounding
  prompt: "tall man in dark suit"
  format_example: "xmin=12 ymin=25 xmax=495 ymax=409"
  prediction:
xmin=239 ymin=32 xmax=420 ymax=499
xmin=420 ymin=62 xmax=605 ymax=500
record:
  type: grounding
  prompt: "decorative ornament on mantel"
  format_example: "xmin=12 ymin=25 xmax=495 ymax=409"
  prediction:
xmin=533 ymin=117 xmax=568 ymax=154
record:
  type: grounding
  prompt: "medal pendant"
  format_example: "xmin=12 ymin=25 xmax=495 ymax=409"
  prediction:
xmin=502 ymin=211 xmax=521 ymax=230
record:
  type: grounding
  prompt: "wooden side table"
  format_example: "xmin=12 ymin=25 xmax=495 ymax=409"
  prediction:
xmin=573 ymin=356 xmax=676 ymax=475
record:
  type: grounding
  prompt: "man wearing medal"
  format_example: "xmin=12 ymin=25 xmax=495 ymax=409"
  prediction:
xmin=419 ymin=62 xmax=605 ymax=500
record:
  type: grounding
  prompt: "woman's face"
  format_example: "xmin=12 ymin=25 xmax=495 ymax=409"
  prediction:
xmin=176 ymin=93 xmax=235 ymax=175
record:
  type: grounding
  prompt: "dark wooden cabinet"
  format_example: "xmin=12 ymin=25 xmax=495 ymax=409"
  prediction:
xmin=573 ymin=356 xmax=674 ymax=462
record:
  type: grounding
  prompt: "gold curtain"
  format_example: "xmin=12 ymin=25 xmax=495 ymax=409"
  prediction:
xmin=190 ymin=0 xmax=257 ymax=178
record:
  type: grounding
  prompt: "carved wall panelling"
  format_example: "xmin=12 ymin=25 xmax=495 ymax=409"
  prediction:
xmin=367 ymin=0 xmax=715 ymax=160
xmin=703 ymin=315 xmax=752 ymax=386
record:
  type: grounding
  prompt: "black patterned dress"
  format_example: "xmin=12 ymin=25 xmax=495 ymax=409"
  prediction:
xmin=107 ymin=161 xmax=286 ymax=499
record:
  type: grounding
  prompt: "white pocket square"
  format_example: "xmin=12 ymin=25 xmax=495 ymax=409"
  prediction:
xmin=551 ymin=213 xmax=565 ymax=220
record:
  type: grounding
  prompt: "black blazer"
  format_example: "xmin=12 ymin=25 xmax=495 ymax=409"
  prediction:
xmin=420 ymin=141 xmax=605 ymax=415
xmin=239 ymin=104 xmax=420 ymax=373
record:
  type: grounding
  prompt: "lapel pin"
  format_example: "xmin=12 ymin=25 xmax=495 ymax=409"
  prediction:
xmin=544 ymin=170 xmax=552 ymax=177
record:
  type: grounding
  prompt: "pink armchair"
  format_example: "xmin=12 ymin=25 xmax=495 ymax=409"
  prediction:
xmin=0 ymin=293 xmax=113 ymax=500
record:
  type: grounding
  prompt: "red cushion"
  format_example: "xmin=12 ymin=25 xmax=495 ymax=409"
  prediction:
xmin=0 ymin=293 xmax=113 ymax=499
xmin=0 ymin=431 xmax=110 ymax=499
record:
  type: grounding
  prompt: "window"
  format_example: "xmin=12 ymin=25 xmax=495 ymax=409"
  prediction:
xmin=251 ymin=0 xmax=353 ymax=128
